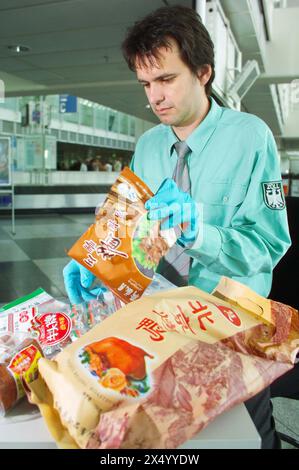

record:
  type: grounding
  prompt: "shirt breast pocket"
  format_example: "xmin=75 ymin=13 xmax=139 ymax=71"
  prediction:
xmin=197 ymin=182 xmax=248 ymax=226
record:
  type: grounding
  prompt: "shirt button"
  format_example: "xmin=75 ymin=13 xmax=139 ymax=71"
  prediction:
xmin=223 ymin=196 xmax=229 ymax=203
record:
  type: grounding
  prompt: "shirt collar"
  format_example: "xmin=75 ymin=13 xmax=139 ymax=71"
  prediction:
xmin=167 ymin=97 xmax=223 ymax=157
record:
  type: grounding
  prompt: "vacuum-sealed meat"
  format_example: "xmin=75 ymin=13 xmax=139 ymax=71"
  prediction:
xmin=67 ymin=167 xmax=176 ymax=304
xmin=0 ymin=334 xmax=43 ymax=416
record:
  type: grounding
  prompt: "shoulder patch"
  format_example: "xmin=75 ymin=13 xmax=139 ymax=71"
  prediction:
xmin=262 ymin=181 xmax=285 ymax=210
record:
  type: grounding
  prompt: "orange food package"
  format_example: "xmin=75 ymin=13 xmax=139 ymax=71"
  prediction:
xmin=68 ymin=168 xmax=176 ymax=303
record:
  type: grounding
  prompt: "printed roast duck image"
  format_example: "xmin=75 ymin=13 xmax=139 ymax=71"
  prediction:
xmin=78 ymin=337 xmax=154 ymax=398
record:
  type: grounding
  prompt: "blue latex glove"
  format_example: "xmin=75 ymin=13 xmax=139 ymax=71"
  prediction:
xmin=145 ymin=178 xmax=199 ymax=246
xmin=63 ymin=260 xmax=106 ymax=305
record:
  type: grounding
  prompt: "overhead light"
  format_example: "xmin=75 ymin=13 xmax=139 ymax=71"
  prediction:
xmin=145 ymin=104 xmax=151 ymax=109
xmin=228 ymin=60 xmax=260 ymax=101
xmin=7 ymin=44 xmax=31 ymax=53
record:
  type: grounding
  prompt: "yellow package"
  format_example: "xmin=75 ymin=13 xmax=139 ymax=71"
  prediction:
xmin=29 ymin=280 xmax=299 ymax=449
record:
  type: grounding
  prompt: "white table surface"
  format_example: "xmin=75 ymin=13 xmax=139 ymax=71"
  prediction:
xmin=0 ymin=399 xmax=260 ymax=449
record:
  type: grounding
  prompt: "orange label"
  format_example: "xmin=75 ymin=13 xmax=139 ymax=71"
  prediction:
xmin=68 ymin=168 xmax=176 ymax=304
xmin=8 ymin=343 xmax=42 ymax=399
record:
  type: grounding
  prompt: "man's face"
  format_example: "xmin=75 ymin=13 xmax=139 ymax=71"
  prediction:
xmin=136 ymin=39 xmax=209 ymax=128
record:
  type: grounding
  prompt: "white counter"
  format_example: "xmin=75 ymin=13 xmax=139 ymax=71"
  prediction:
xmin=0 ymin=399 xmax=260 ymax=449
xmin=13 ymin=170 xmax=119 ymax=186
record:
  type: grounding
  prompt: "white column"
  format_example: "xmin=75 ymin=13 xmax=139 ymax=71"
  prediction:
xmin=195 ymin=0 xmax=207 ymax=25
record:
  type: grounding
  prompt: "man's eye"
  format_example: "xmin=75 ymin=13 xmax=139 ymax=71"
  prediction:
xmin=162 ymin=77 xmax=174 ymax=83
xmin=142 ymin=83 xmax=149 ymax=88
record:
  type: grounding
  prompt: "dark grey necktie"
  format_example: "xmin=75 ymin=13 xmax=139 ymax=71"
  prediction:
xmin=173 ymin=141 xmax=191 ymax=193
xmin=159 ymin=141 xmax=191 ymax=286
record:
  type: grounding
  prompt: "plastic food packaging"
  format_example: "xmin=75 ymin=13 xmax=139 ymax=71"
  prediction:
xmin=67 ymin=167 xmax=177 ymax=304
xmin=0 ymin=274 xmax=176 ymax=416
xmin=0 ymin=305 xmax=97 ymax=415
xmin=0 ymin=334 xmax=43 ymax=416
xmin=28 ymin=277 xmax=299 ymax=449
xmin=0 ymin=289 xmax=66 ymax=415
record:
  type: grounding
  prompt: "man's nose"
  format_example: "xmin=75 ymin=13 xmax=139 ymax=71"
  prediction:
xmin=148 ymin=83 xmax=164 ymax=105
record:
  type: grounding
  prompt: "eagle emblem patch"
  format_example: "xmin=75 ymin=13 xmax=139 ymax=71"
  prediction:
xmin=262 ymin=181 xmax=285 ymax=210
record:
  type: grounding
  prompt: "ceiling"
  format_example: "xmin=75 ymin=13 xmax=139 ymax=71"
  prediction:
xmin=0 ymin=0 xmax=192 ymax=123
xmin=0 ymin=0 xmax=298 ymax=144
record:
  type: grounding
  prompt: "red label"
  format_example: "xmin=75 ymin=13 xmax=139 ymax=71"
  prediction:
xmin=215 ymin=305 xmax=241 ymax=327
xmin=33 ymin=312 xmax=71 ymax=346
xmin=19 ymin=310 xmax=30 ymax=323
xmin=8 ymin=344 xmax=39 ymax=375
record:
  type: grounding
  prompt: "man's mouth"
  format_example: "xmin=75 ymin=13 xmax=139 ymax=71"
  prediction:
xmin=155 ymin=107 xmax=172 ymax=114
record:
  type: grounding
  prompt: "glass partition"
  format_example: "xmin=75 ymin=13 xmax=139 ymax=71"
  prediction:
xmin=0 ymin=94 xmax=154 ymax=176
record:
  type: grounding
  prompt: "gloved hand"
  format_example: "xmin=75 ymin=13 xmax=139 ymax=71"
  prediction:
xmin=145 ymin=178 xmax=199 ymax=246
xmin=63 ymin=260 xmax=106 ymax=305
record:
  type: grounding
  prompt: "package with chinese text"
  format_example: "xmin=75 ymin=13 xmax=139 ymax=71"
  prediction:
xmin=0 ymin=289 xmax=110 ymax=415
xmin=0 ymin=288 xmax=67 ymax=415
xmin=212 ymin=277 xmax=299 ymax=363
xmin=0 ymin=287 xmax=68 ymax=335
xmin=28 ymin=280 xmax=299 ymax=449
xmin=0 ymin=334 xmax=43 ymax=416
xmin=67 ymin=167 xmax=177 ymax=303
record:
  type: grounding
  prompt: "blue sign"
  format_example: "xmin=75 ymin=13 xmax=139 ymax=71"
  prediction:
xmin=59 ymin=95 xmax=77 ymax=113
xmin=0 ymin=194 xmax=12 ymax=207
xmin=11 ymin=136 xmax=17 ymax=148
xmin=32 ymin=107 xmax=41 ymax=123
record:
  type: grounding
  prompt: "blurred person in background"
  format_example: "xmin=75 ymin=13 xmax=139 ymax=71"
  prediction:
xmin=103 ymin=157 xmax=113 ymax=172
xmin=79 ymin=158 xmax=88 ymax=171
xmin=113 ymin=158 xmax=122 ymax=172
xmin=90 ymin=156 xmax=105 ymax=171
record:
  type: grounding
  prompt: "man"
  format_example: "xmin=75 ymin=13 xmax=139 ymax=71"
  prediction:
xmin=113 ymin=158 xmax=122 ymax=172
xmin=64 ymin=5 xmax=296 ymax=448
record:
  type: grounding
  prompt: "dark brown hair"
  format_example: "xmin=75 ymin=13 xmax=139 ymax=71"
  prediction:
xmin=122 ymin=5 xmax=215 ymax=96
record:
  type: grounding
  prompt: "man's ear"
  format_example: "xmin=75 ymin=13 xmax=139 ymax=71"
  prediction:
xmin=197 ymin=64 xmax=212 ymax=86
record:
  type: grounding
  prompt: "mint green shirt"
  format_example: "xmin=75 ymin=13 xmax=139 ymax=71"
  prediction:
xmin=131 ymin=98 xmax=291 ymax=297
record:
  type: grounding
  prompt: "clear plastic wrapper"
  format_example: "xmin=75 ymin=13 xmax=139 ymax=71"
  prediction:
xmin=0 ymin=273 xmax=176 ymax=414
xmin=0 ymin=333 xmax=43 ymax=416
